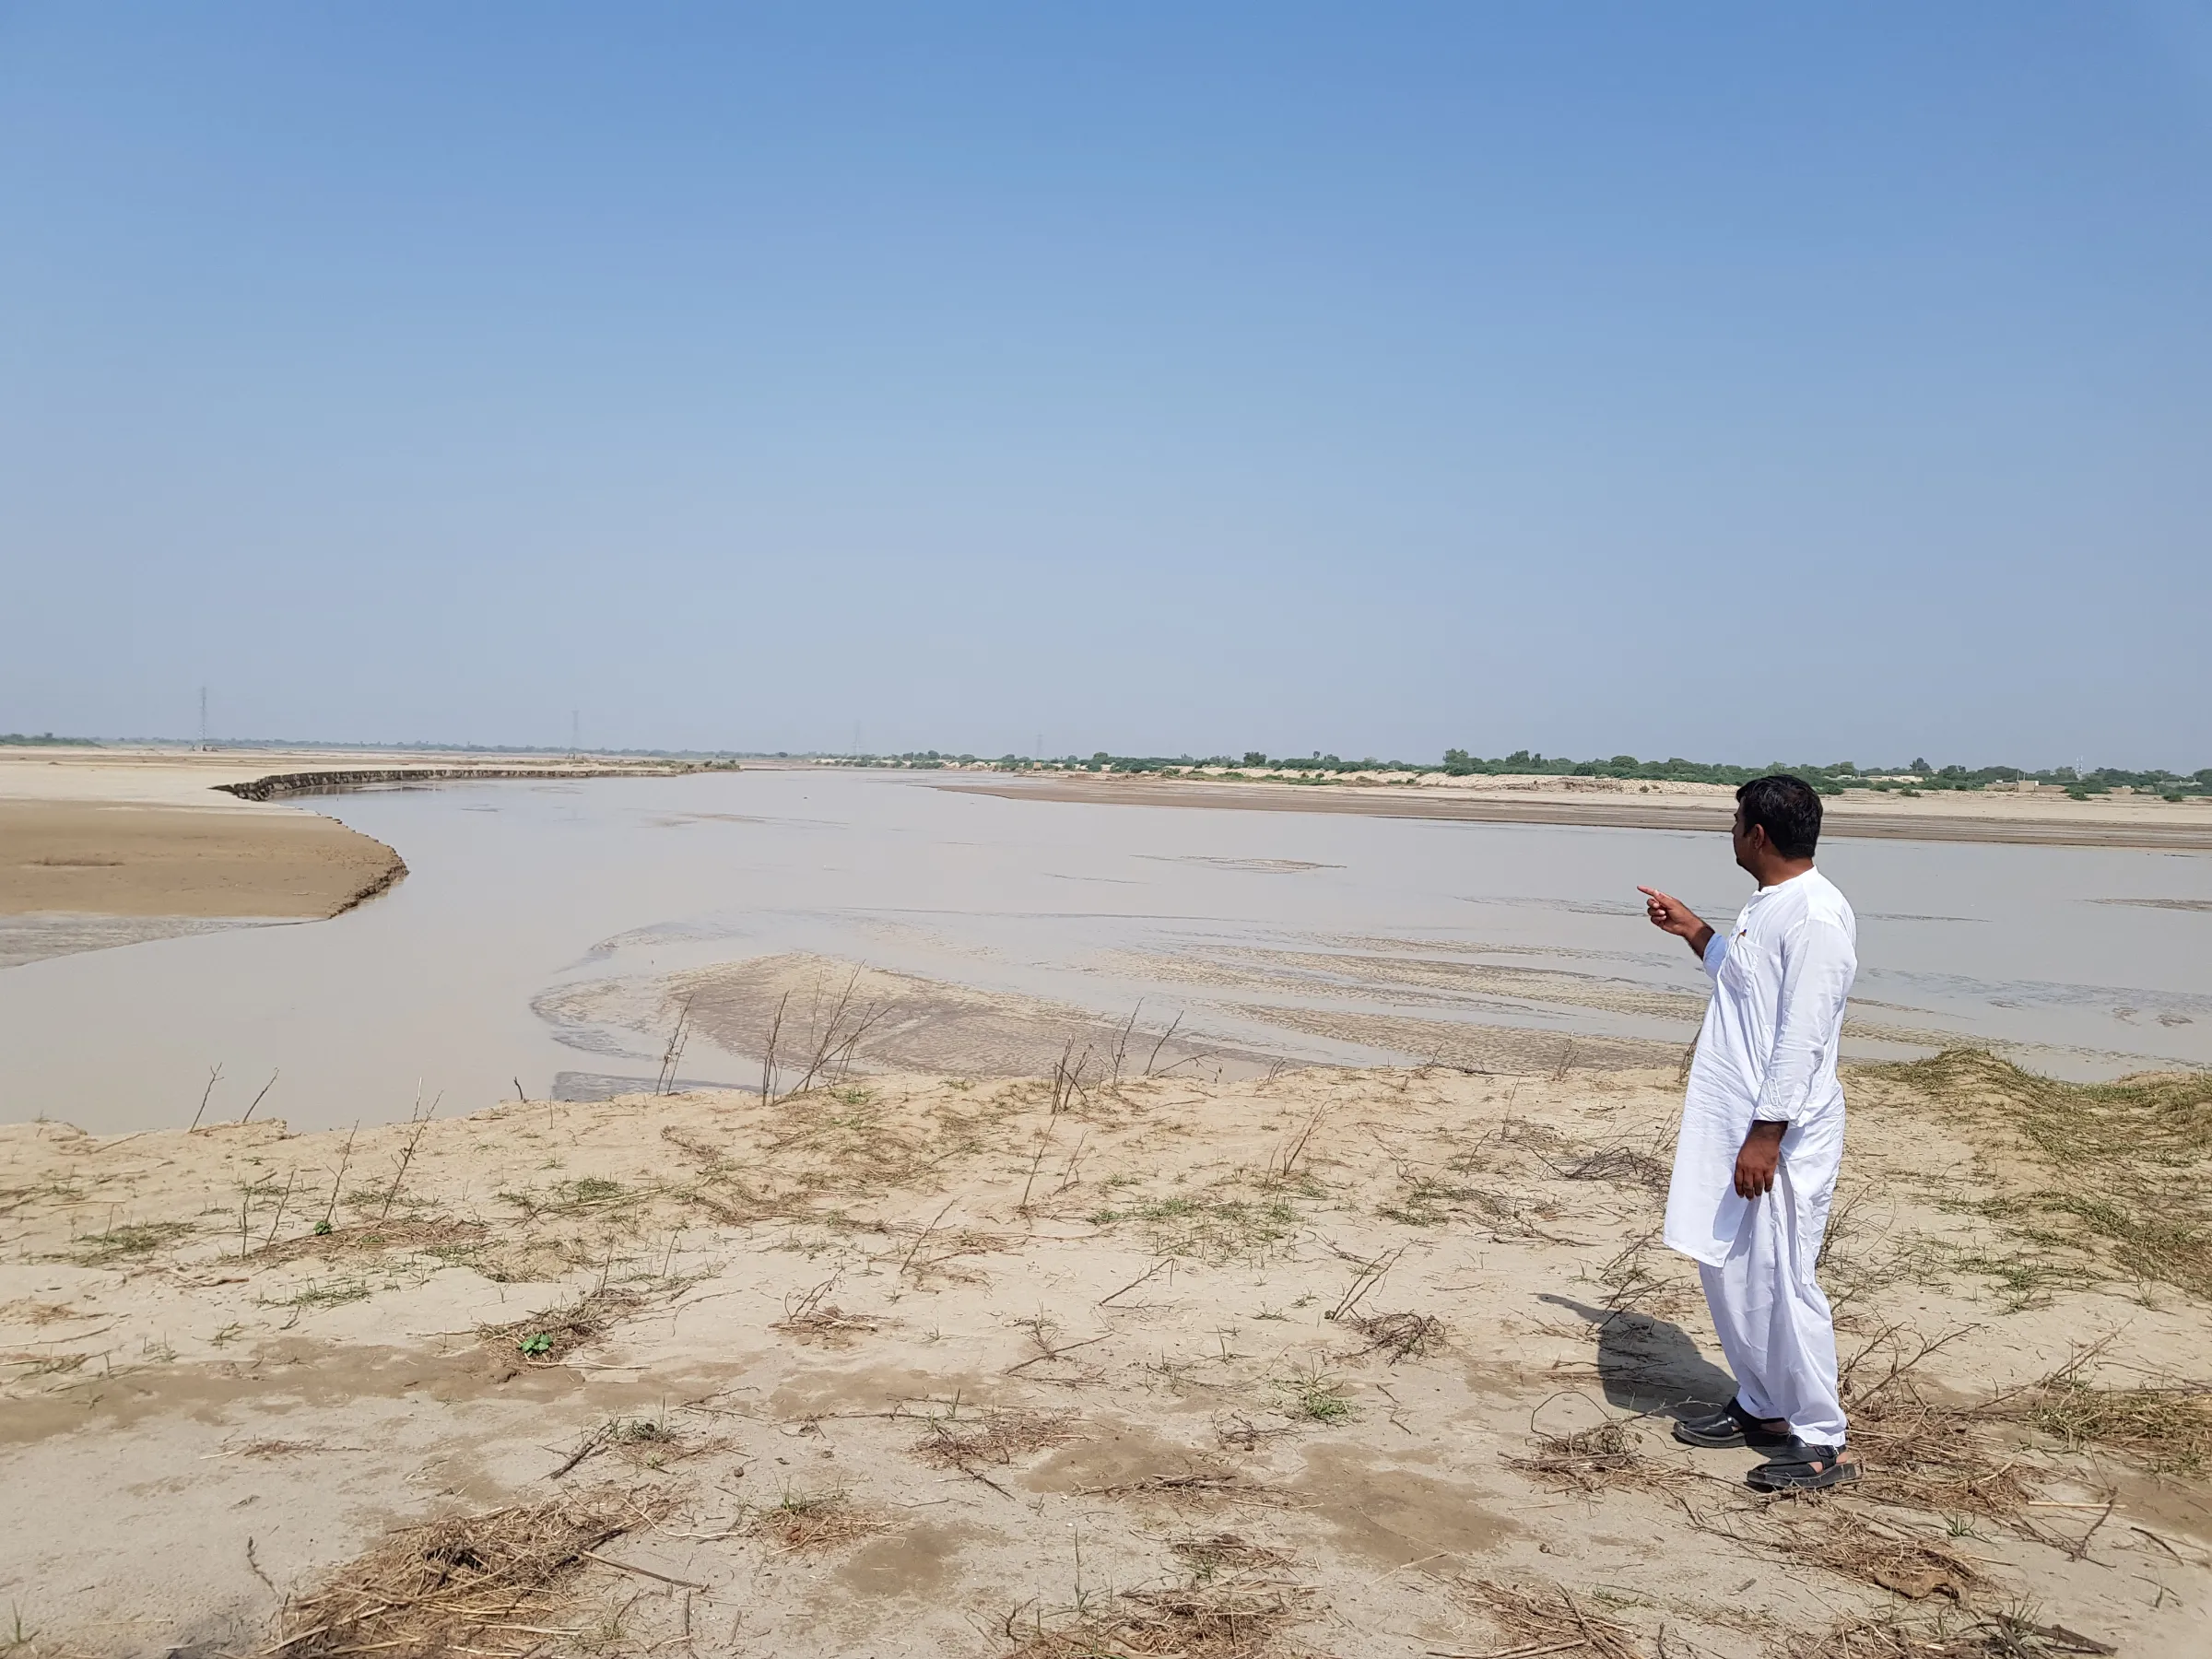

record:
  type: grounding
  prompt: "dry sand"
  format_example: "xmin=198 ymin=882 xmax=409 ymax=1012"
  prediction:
xmin=943 ymin=772 xmax=2212 ymax=852
xmin=5 ymin=1055 xmax=2206 ymax=1657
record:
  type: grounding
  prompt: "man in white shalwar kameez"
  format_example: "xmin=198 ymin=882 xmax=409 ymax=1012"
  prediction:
xmin=1639 ymin=773 xmax=1858 ymax=1491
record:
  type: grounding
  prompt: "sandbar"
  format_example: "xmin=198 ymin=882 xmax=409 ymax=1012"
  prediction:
xmin=942 ymin=771 xmax=2212 ymax=849
xmin=0 ymin=747 xmax=697 ymax=969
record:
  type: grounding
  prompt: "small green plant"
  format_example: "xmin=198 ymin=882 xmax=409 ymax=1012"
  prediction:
xmin=1290 ymin=1377 xmax=1355 ymax=1423
xmin=518 ymin=1332 xmax=555 ymax=1356
xmin=312 ymin=1218 xmax=334 ymax=1235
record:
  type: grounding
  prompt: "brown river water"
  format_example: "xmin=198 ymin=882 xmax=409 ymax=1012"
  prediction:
xmin=2 ymin=767 xmax=2206 ymax=1134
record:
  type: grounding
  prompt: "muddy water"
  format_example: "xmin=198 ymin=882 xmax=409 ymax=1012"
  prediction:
xmin=2 ymin=768 xmax=2206 ymax=1133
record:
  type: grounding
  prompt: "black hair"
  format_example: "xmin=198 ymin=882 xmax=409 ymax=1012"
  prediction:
xmin=1735 ymin=773 xmax=1822 ymax=859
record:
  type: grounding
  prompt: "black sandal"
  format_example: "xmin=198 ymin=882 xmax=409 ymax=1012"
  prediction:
xmin=1672 ymin=1397 xmax=1792 ymax=1450
xmin=1747 ymin=1438 xmax=1858 ymax=1491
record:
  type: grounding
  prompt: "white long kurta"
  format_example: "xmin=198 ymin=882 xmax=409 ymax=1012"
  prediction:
xmin=1664 ymin=866 xmax=1857 ymax=1445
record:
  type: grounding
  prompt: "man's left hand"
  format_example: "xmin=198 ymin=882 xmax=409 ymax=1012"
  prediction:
xmin=1735 ymin=1121 xmax=1786 ymax=1198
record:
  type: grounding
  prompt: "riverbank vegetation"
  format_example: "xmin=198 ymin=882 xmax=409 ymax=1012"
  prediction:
xmin=827 ymin=748 xmax=2212 ymax=797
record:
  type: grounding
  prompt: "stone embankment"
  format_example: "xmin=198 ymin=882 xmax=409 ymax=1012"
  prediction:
xmin=215 ymin=763 xmax=707 ymax=803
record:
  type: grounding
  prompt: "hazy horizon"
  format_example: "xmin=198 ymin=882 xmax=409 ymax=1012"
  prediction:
xmin=6 ymin=6 xmax=2207 ymax=767
xmin=11 ymin=729 xmax=2206 ymax=779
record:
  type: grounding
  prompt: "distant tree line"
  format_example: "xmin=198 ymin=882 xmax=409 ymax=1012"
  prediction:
xmin=19 ymin=730 xmax=2204 ymax=799
xmin=841 ymin=748 xmax=2212 ymax=799
xmin=1431 ymin=751 xmax=2212 ymax=799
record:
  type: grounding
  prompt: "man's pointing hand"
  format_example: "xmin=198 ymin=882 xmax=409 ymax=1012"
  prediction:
xmin=1639 ymin=887 xmax=1715 ymax=959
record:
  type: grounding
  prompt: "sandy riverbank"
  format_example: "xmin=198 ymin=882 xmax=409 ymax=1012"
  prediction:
xmin=940 ymin=771 xmax=2212 ymax=851
xmin=4 ymin=1054 xmax=2206 ymax=1657
xmin=0 ymin=748 xmax=699 ymax=969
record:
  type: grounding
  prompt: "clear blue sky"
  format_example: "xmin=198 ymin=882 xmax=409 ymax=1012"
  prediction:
xmin=4 ymin=5 xmax=2207 ymax=767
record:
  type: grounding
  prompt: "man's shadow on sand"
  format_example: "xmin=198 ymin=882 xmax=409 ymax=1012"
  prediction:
xmin=1536 ymin=1295 xmax=1735 ymax=1419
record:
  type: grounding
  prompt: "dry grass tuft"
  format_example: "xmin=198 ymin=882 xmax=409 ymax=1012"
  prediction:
xmin=1080 ymin=1470 xmax=1302 ymax=1509
xmin=1376 ymin=1174 xmax=1535 ymax=1234
xmin=271 ymin=1484 xmax=664 ymax=1659
xmin=2006 ymin=1343 xmax=2212 ymax=1475
xmin=914 ymin=1406 xmax=1083 ymax=1475
xmin=257 ymin=1217 xmax=487 ymax=1265
xmin=1782 ymin=1609 xmax=2119 ymax=1657
xmin=1342 ymin=1310 xmax=1447 ymax=1362
xmin=1841 ymin=1324 xmax=2209 ymax=1498
xmin=1170 ymin=1533 xmax=1296 ymax=1575
xmin=0 ymin=1299 xmax=88 ymax=1326
xmin=772 ymin=1302 xmax=882 ymax=1344
xmin=1550 ymin=1139 xmax=1673 ymax=1192
xmin=1001 ymin=1583 xmax=1308 ymax=1658
xmin=1456 ymin=1577 xmax=1649 ymax=1659
xmin=1502 ymin=1420 xmax=1675 ymax=1496
xmin=481 ymin=1286 xmax=642 ymax=1366
xmin=2025 ymin=1381 xmax=2212 ymax=1474
xmin=1836 ymin=1324 xmax=2036 ymax=1517
xmin=65 ymin=1219 xmax=194 ymax=1266
xmin=1696 ymin=1500 xmax=1984 ymax=1603
xmin=1861 ymin=1049 xmax=2212 ymax=1300
xmin=747 ymin=1489 xmax=886 ymax=1552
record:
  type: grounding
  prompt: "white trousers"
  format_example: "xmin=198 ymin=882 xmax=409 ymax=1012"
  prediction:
xmin=1696 ymin=1156 xmax=1846 ymax=1446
